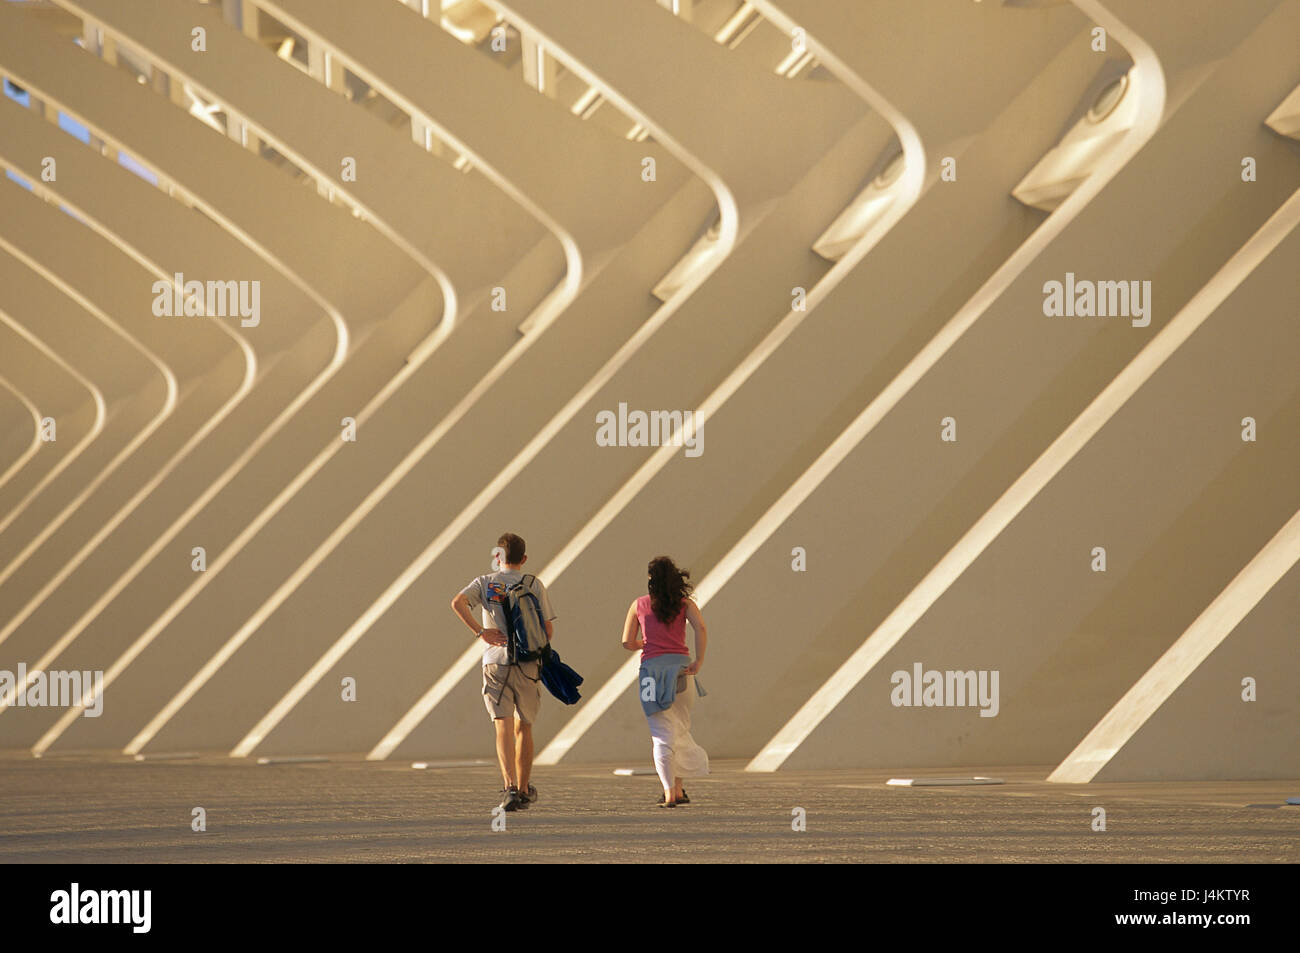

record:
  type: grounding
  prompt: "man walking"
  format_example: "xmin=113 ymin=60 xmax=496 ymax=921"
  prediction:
xmin=451 ymin=533 xmax=556 ymax=812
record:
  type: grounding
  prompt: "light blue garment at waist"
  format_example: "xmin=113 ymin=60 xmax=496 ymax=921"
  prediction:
xmin=638 ymin=653 xmax=707 ymax=718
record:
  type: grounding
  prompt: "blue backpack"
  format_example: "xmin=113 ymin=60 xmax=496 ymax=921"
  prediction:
xmin=500 ymin=574 xmax=550 ymax=665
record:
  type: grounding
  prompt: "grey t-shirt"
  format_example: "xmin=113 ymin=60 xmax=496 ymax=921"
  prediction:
xmin=459 ymin=569 xmax=556 ymax=666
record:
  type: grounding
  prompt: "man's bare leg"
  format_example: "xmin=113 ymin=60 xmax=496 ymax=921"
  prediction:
xmin=494 ymin=717 xmax=517 ymax=789
xmin=515 ymin=721 xmax=534 ymax=792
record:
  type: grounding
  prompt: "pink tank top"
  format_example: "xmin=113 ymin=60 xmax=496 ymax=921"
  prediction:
xmin=636 ymin=594 xmax=689 ymax=660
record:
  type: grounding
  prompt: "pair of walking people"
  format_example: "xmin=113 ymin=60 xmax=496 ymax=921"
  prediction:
xmin=451 ymin=535 xmax=709 ymax=811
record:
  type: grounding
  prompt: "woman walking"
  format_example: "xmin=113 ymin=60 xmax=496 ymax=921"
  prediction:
xmin=621 ymin=556 xmax=709 ymax=807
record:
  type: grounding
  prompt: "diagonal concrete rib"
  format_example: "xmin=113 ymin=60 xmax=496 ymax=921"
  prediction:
xmin=0 ymin=374 xmax=43 ymax=498
xmin=0 ymin=268 xmax=140 ymax=576
xmin=78 ymin=0 xmax=739 ymax=753
xmin=53 ymin=0 xmax=550 ymax=322
xmin=200 ymin=3 xmax=881 ymax=757
xmin=0 ymin=318 xmax=98 ymax=506
xmin=0 ymin=249 xmax=149 ymax=525
xmin=0 ymin=0 xmax=412 ymax=340
xmin=0 ymin=212 xmax=175 ymax=598
xmin=0 ymin=180 xmax=241 ymax=586
xmin=260 ymin=0 xmax=689 ymax=273
xmin=11 ymin=0 xmax=690 ymax=752
xmin=0 ymin=3 xmax=446 ymax=749
xmin=1040 ymin=194 xmax=1300 ymax=783
xmin=208 ymin=5 xmax=892 ymax=759
xmin=527 ymin=0 xmax=1138 ymax=766
xmin=745 ymin=0 xmax=1296 ymax=771
xmin=1053 ymin=511 xmax=1300 ymax=783
xmin=0 ymin=93 xmax=333 ymax=684
xmin=492 ymin=0 xmax=866 ymax=211
xmin=775 ymin=182 xmax=1300 ymax=772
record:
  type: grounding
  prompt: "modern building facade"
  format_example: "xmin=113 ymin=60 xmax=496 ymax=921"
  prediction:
xmin=0 ymin=0 xmax=1296 ymax=782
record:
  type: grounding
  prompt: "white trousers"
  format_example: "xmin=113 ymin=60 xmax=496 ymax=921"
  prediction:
xmin=646 ymin=673 xmax=709 ymax=791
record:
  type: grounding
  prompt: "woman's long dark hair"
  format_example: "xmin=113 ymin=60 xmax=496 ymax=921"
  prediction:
xmin=647 ymin=556 xmax=693 ymax=625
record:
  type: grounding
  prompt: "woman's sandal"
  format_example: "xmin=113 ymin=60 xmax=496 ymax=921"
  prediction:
xmin=656 ymin=789 xmax=690 ymax=805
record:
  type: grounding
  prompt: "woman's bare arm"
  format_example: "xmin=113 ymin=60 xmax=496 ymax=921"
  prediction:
xmin=621 ymin=601 xmax=644 ymax=651
xmin=683 ymin=599 xmax=707 ymax=673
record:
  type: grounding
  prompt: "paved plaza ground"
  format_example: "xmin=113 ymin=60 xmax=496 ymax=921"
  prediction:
xmin=1 ymin=753 xmax=1295 ymax=863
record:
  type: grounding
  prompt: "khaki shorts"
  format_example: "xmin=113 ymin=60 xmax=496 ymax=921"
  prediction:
xmin=482 ymin=661 xmax=541 ymax=723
